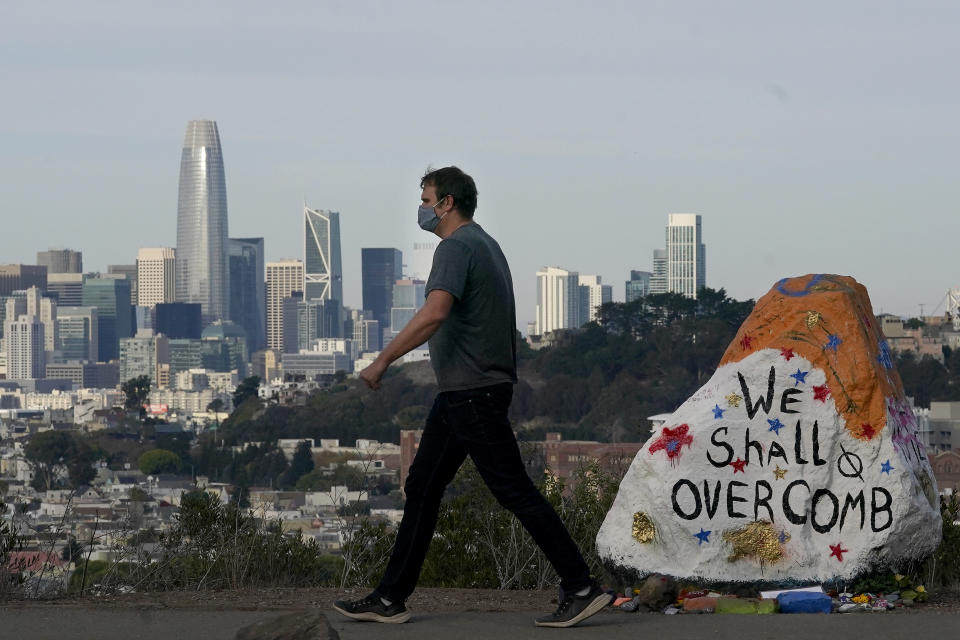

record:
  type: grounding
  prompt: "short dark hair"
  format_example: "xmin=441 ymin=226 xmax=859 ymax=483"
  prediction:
xmin=420 ymin=166 xmax=478 ymax=218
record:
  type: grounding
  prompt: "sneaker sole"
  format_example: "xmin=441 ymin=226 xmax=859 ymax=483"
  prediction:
xmin=535 ymin=593 xmax=613 ymax=628
xmin=332 ymin=603 xmax=411 ymax=624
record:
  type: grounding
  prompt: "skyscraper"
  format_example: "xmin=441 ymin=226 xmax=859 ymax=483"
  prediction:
xmin=137 ymin=248 xmax=176 ymax=307
xmin=0 ymin=264 xmax=47 ymax=297
xmin=389 ymin=279 xmax=426 ymax=335
xmin=4 ymin=315 xmax=45 ymax=379
xmin=227 ymin=237 xmax=266 ymax=352
xmin=108 ymin=264 xmax=138 ymax=304
xmin=361 ymin=248 xmax=403 ymax=330
xmin=578 ymin=275 xmax=612 ymax=326
xmin=82 ymin=276 xmax=132 ymax=361
xmin=176 ymin=120 xmax=229 ymax=324
xmin=36 ymin=249 xmax=82 ymax=274
xmin=625 ymin=270 xmax=652 ymax=303
xmin=266 ymin=260 xmax=304 ymax=353
xmin=650 ymin=249 xmax=668 ymax=295
xmin=534 ymin=267 xmax=580 ymax=335
xmin=665 ymin=213 xmax=706 ymax=299
xmin=303 ymin=206 xmax=342 ymax=303
xmin=56 ymin=306 xmax=99 ymax=362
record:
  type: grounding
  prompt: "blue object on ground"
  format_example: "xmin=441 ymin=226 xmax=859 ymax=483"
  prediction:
xmin=776 ymin=591 xmax=832 ymax=614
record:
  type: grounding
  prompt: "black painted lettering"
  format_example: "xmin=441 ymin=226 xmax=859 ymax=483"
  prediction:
xmin=839 ymin=491 xmax=865 ymax=532
xmin=727 ymin=481 xmax=748 ymax=518
xmin=708 ymin=427 xmax=734 ymax=467
xmin=755 ymin=480 xmax=774 ymax=522
xmin=780 ymin=388 xmax=802 ymax=414
xmin=812 ymin=420 xmax=826 ymax=466
xmin=745 ymin=428 xmax=764 ymax=467
xmin=739 ymin=367 xmax=776 ymax=420
xmin=871 ymin=487 xmax=893 ymax=532
xmin=783 ymin=480 xmax=810 ymax=525
xmin=703 ymin=480 xmax=722 ymax=519
xmin=811 ymin=489 xmax=839 ymax=534
xmin=794 ymin=421 xmax=808 ymax=464
xmin=767 ymin=441 xmax=788 ymax=465
xmin=672 ymin=479 xmax=702 ymax=520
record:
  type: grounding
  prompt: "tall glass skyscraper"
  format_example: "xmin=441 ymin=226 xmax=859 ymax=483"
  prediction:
xmin=361 ymin=248 xmax=402 ymax=330
xmin=176 ymin=120 xmax=229 ymax=324
xmin=303 ymin=206 xmax=342 ymax=303
xmin=227 ymin=237 xmax=266 ymax=352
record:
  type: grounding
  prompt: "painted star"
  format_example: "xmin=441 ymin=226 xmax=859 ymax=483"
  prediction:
xmin=773 ymin=465 xmax=787 ymax=480
xmin=825 ymin=334 xmax=843 ymax=352
xmin=694 ymin=528 xmax=711 ymax=545
xmin=813 ymin=384 xmax=831 ymax=402
xmin=648 ymin=424 xmax=694 ymax=462
xmin=778 ymin=530 xmax=791 ymax=544
xmin=767 ymin=418 xmax=785 ymax=435
xmin=881 ymin=459 xmax=894 ymax=474
xmin=739 ymin=334 xmax=755 ymax=350
xmin=789 ymin=369 xmax=809 ymax=386
xmin=780 ymin=347 xmax=796 ymax=361
xmin=730 ymin=458 xmax=747 ymax=474
xmin=726 ymin=393 xmax=742 ymax=408
xmin=712 ymin=404 xmax=725 ymax=419
xmin=829 ymin=543 xmax=849 ymax=562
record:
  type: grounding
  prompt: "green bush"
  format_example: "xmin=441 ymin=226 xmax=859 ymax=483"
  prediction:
xmin=138 ymin=449 xmax=182 ymax=475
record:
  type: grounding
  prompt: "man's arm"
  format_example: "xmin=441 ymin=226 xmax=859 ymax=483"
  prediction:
xmin=359 ymin=289 xmax=454 ymax=390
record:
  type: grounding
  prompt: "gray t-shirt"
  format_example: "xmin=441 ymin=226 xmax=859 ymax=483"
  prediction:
xmin=425 ymin=223 xmax=518 ymax=392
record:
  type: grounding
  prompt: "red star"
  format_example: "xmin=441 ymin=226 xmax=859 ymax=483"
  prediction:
xmin=860 ymin=423 xmax=875 ymax=439
xmin=829 ymin=543 xmax=848 ymax=562
xmin=739 ymin=335 xmax=755 ymax=350
xmin=648 ymin=424 xmax=694 ymax=462
xmin=730 ymin=458 xmax=747 ymax=473
xmin=779 ymin=347 xmax=796 ymax=361
xmin=812 ymin=384 xmax=830 ymax=402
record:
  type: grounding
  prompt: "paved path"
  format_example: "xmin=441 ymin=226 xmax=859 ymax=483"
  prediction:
xmin=4 ymin=606 xmax=960 ymax=640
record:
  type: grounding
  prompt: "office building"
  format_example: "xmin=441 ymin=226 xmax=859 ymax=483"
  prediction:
xmin=201 ymin=321 xmax=248 ymax=375
xmin=45 ymin=361 xmax=118 ymax=388
xmin=361 ymin=248 xmax=403 ymax=330
xmin=389 ymin=279 xmax=426 ymax=335
xmin=625 ymin=270 xmax=652 ymax=303
xmin=266 ymin=259 xmax=304 ymax=352
xmin=107 ymin=265 xmax=138 ymax=304
xmin=168 ymin=339 xmax=203 ymax=376
xmin=281 ymin=292 xmax=303 ymax=354
xmin=294 ymin=298 xmax=341 ymax=352
xmin=227 ymin=237 xmax=265 ymax=352
xmin=665 ymin=213 xmax=706 ymax=299
xmin=303 ymin=206 xmax=342 ymax=303
xmin=82 ymin=276 xmax=132 ymax=361
xmin=119 ymin=332 xmax=170 ymax=386
xmin=4 ymin=315 xmax=45 ymax=379
xmin=176 ymin=120 xmax=229 ymax=323
xmin=281 ymin=352 xmax=352 ymax=379
xmin=137 ymin=248 xmax=176 ymax=307
xmin=534 ymin=267 xmax=580 ymax=335
xmin=6 ymin=287 xmax=57 ymax=360
xmin=408 ymin=242 xmax=436 ymax=280
xmin=0 ymin=264 xmax=47 ymax=297
xmin=348 ymin=309 xmax=380 ymax=352
xmin=578 ymin=275 xmax=612 ymax=326
xmin=56 ymin=307 xmax=99 ymax=362
xmin=650 ymin=249 xmax=667 ymax=295
xmin=36 ymin=249 xmax=82 ymax=274
xmin=46 ymin=272 xmax=84 ymax=306
xmin=154 ymin=302 xmax=201 ymax=339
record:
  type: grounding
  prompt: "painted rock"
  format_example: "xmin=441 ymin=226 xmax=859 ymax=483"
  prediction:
xmin=596 ymin=274 xmax=941 ymax=583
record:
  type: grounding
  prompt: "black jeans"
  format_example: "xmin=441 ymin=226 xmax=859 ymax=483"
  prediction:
xmin=375 ymin=382 xmax=592 ymax=602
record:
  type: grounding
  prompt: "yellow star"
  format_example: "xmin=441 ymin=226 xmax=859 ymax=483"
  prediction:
xmin=773 ymin=465 xmax=787 ymax=480
xmin=806 ymin=311 xmax=822 ymax=329
xmin=726 ymin=393 xmax=742 ymax=408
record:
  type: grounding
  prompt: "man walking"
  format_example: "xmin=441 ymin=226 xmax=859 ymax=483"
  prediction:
xmin=333 ymin=166 xmax=612 ymax=628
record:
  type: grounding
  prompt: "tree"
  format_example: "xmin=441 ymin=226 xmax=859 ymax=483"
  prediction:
xmin=138 ymin=449 xmax=181 ymax=475
xmin=232 ymin=376 xmax=261 ymax=409
xmin=207 ymin=398 xmax=226 ymax=414
xmin=122 ymin=375 xmax=152 ymax=419
xmin=25 ymin=431 xmax=96 ymax=491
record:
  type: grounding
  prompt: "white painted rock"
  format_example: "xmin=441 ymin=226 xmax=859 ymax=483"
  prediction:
xmin=597 ymin=274 xmax=941 ymax=583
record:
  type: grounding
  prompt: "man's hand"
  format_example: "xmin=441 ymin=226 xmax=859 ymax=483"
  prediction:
xmin=359 ymin=359 xmax=388 ymax=390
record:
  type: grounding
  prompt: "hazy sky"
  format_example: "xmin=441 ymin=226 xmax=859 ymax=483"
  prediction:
xmin=2 ymin=1 xmax=958 ymax=324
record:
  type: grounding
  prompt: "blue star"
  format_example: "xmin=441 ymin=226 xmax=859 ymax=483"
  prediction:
xmin=712 ymin=404 xmax=725 ymax=419
xmin=825 ymin=334 xmax=843 ymax=352
xmin=790 ymin=369 xmax=809 ymax=386
xmin=767 ymin=418 xmax=785 ymax=435
xmin=880 ymin=459 xmax=894 ymax=475
xmin=694 ymin=528 xmax=711 ymax=545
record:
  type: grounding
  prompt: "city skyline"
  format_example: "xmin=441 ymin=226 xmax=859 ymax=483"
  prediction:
xmin=2 ymin=3 xmax=959 ymax=322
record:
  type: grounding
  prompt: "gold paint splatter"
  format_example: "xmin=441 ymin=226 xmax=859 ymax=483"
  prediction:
xmin=726 ymin=393 xmax=742 ymax=408
xmin=722 ymin=520 xmax=784 ymax=564
xmin=773 ymin=465 xmax=787 ymax=480
xmin=806 ymin=311 xmax=822 ymax=329
xmin=632 ymin=512 xmax=656 ymax=544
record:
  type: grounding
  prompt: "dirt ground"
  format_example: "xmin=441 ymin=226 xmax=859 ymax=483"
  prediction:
xmin=3 ymin=586 xmax=960 ymax=614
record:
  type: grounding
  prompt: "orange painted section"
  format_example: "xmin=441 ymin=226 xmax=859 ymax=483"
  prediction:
xmin=719 ymin=274 xmax=903 ymax=441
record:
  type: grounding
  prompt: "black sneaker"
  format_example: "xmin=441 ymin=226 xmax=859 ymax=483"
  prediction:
xmin=333 ymin=592 xmax=411 ymax=623
xmin=534 ymin=583 xmax=613 ymax=628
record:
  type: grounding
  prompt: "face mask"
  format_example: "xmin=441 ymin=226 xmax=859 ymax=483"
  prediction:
xmin=417 ymin=196 xmax=448 ymax=232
